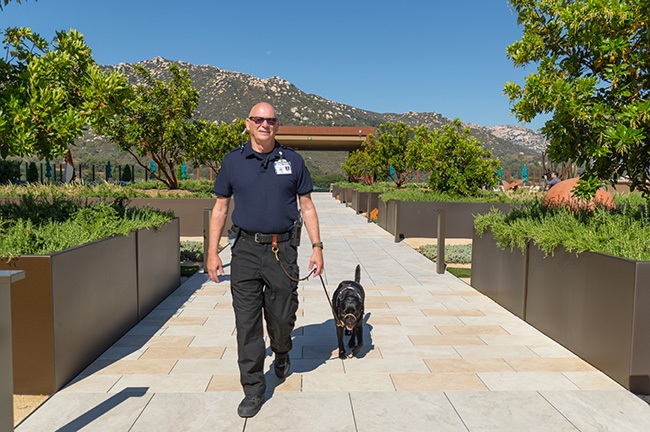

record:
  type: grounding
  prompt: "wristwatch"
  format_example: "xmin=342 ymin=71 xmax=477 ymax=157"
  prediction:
xmin=312 ymin=242 xmax=323 ymax=249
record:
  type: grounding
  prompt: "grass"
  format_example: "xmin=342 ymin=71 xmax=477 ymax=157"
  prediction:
xmin=447 ymin=267 xmax=471 ymax=279
xmin=180 ymin=265 xmax=200 ymax=277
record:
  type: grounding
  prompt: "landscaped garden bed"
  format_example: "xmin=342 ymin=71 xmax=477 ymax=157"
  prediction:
xmin=471 ymin=202 xmax=650 ymax=393
xmin=0 ymin=197 xmax=179 ymax=394
xmin=0 ymin=181 xmax=221 ymax=236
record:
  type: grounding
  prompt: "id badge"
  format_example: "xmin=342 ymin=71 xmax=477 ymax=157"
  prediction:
xmin=274 ymin=159 xmax=292 ymax=175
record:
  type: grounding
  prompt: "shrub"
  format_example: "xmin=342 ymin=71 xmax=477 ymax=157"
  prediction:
xmin=0 ymin=159 xmax=21 ymax=184
xmin=419 ymin=244 xmax=473 ymax=264
xmin=0 ymin=196 xmax=174 ymax=258
xmin=180 ymin=240 xmax=204 ymax=261
xmin=121 ymin=165 xmax=133 ymax=182
xmin=474 ymin=200 xmax=650 ymax=261
xmin=407 ymin=119 xmax=500 ymax=196
xmin=26 ymin=162 xmax=39 ymax=183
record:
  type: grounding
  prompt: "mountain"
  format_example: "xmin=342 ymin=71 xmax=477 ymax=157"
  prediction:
xmin=69 ymin=57 xmax=546 ymax=178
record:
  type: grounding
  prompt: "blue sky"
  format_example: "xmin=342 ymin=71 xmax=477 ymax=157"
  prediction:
xmin=1 ymin=0 xmax=550 ymax=130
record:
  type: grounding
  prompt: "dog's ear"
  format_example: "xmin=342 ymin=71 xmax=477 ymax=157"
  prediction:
xmin=354 ymin=265 xmax=361 ymax=283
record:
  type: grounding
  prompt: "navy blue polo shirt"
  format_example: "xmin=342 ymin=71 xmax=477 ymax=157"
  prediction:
xmin=214 ymin=140 xmax=313 ymax=234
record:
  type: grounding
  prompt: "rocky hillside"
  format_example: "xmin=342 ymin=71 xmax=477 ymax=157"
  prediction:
xmin=72 ymin=57 xmax=545 ymax=176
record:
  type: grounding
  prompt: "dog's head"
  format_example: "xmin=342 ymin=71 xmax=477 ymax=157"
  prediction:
xmin=334 ymin=265 xmax=365 ymax=331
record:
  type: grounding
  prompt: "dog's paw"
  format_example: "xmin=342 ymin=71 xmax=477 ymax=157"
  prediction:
xmin=351 ymin=345 xmax=363 ymax=357
xmin=338 ymin=350 xmax=347 ymax=360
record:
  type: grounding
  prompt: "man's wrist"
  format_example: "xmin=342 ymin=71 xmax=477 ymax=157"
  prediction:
xmin=312 ymin=242 xmax=323 ymax=249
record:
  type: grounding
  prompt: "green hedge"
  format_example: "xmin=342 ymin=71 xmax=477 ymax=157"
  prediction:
xmin=0 ymin=196 xmax=174 ymax=258
xmin=473 ymin=201 xmax=650 ymax=261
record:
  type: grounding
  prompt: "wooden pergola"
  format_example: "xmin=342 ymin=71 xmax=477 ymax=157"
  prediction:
xmin=275 ymin=126 xmax=375 ymax=152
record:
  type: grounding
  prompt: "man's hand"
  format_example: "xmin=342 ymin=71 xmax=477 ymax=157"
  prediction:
xmin=309 ymin=247 xmax=324 ymax=277
xmin=207 ymin=249 xmax=225 ymax=283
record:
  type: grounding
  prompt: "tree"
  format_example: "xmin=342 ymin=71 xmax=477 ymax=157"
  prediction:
xmin=185 ymin=119 xmax=248 ymax=175
xmin=342 ymin=148 xmax=376 ymax=184
xmin=96 ymin=63 xmax=201 ymax=189
xmin=0 ymin=0 xmax=36 ymax=10
xmin=366 ymin=121 xmax=417 ymax=187
xmin=0 ymin=27 xmax=132 ymax=160
xmin=408 ymin=119 xmax=500 ymax=196
xmin=0 ymin=159 xmax=20 ymax=183
xmin=26 ymin=161 xmax=38 ymax=182
xmin=504 ymin=0 xmax=650 ymax=195
xmin=121 ymin=164 xmax=132 ymax=182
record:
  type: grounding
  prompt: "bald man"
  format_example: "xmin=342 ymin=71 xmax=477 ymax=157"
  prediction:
xmin=207 ymin=102 xmax=323 ymax=417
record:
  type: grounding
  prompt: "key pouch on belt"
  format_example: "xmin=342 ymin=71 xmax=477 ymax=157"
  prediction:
xmin=227 ymin=225 xmax=241 ymax=248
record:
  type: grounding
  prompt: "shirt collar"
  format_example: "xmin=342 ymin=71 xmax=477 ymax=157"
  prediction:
xmin=242 ymin=140 xmax=282 ymax=160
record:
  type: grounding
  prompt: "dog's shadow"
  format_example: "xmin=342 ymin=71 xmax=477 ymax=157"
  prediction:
xmin=265 ymin=312 xmax=374 ymax=377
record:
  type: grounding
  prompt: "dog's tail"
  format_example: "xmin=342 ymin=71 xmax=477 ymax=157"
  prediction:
xmin=355 ymin=265 xmax=361 ymax=283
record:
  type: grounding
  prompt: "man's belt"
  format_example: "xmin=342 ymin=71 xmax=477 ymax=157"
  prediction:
xmin=240 ymin=229 xmax=292 ymax=244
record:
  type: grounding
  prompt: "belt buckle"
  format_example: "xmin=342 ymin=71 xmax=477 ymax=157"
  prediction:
xmin=254 ymin=233 xmax=263 ymax=243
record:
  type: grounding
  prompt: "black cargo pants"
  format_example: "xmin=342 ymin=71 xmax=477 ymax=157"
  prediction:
xmin=230 ymin=235 xmax=300 ymax=396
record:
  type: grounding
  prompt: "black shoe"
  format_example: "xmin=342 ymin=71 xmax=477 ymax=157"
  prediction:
xmin=237 ymin=394 xmax=264 ymax=418
xmin=274 ymin=354 xmax=290 ymax=378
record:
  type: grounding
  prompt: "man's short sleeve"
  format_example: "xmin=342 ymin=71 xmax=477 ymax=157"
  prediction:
xmin=213 ymin=155 xmax=233 ymax=198
xmin=295 ymin=156 xmax=313 ymax=196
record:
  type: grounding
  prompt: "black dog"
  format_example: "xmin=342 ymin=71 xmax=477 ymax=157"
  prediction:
xmin=332 ymin=265 xmax=365 ymax=359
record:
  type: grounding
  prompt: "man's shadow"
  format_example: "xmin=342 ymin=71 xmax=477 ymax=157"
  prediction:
xmin=264 ymin=313 xmax=374 ymax=395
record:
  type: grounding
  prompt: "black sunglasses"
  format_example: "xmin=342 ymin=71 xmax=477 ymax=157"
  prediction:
xmin=248 ymin=116 xmax=278 ymax=126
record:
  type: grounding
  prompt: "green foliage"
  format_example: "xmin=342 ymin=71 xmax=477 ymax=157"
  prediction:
xmin=505 ymin=0 xmax=650 ymax=195
xmin=366 ymin=122 xmax=417 ymax=187
xmin=341 ymin=149 xmax=376 ymax=184
xmin=0 ymin=181 xmax=215 ymax=198
xmin=0 ymin=27 xmax=132 ymax=160
xmin=0 ymin=0 xmax=36 ymax=10
xmin=378 ymin=188 xmax=529 ymax=204
xmin=419 ymin=243 xmax=473 ymax=264
xmin=612 ymin=192 xmax=648 ymax=206
xmin=447 ymin=267 xmax=471 ymax=279
xmin=180 ymin=240 xmax=203 ymax=261
xmin=180 ymin=265 xmax=200 ymax=277
xmin=121 ymin=164 xmax=133 ymax=182
xmin=96 ymin=63 xmax=200 ymax=189
xmin=0 ymin=159 xmax=21 ymax=183
xmin=312 ymin=174 xmax=345 ymax=190
xmin=26 ymin=161 xmax=39 ymax=182
xmin=186 ymin=119 xmax=248 ymax=174
xmin=407 ymin=119 xmax=500 ymax=196
xmin=474 ymin=201 xmax=650 ymax=261
xmin=0 ymin=196 xmax=173 ymax=257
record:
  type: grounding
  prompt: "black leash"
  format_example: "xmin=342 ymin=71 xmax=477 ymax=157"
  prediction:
xmin=271 ymin=238 xmax=344 ymax=328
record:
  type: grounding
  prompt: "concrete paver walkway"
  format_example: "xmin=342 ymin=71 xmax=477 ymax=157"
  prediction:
xmin=15 ymin=192 xmax=650 ymax=431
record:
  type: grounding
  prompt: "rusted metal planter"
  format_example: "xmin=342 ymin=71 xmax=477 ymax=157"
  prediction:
xmin=471 ymin=229 xmax=650 ymax=393
xmin=350 ymin=190 xmax=381 ymax=215
xmin=470 ymin=229 xmax=528 ymax=319
xmin=365 ymin=192 xmax=381 ymax=222
xmin=1 ymin=218 xmax=180 ymax=395
xmin=525 ymin=245 xmax=650 ymax=393
xmin=122 ymin=198 xmax=214 ymax=237
xmin=339 ymin=187 xmax=355 ymax=204
xmin=331 ymin=184 xmax=340 ymax=199
xmin=136 ymin=218 xmax=181 ymax=320
xmin=378 ymin=200 xmax=518 ymax=240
